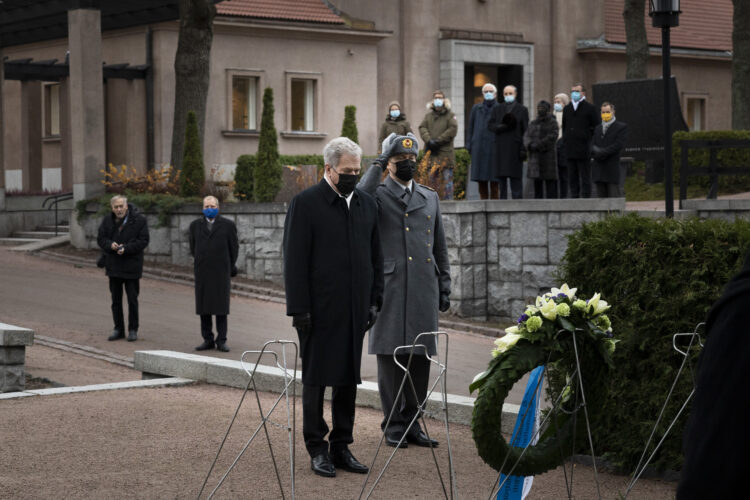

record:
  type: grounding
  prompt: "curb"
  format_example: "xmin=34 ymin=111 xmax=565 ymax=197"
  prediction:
xmin=0 ymin=376 xmax=194 ymax=400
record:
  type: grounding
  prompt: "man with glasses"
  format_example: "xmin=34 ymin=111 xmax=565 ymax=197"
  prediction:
xmin=283 ymin=137 xmax=384 ymax=478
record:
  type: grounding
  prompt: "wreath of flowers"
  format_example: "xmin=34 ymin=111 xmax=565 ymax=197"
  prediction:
xmin=470 ymin=284 xmax=617 ymax=476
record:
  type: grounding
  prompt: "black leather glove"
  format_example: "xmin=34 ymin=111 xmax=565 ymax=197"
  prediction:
xmin=501 ymin=113 xmax=517 ymax=128
xmin=230 ymin=265 xmax=238 ymax=277
xmin=439 ymin=294 xmax=450 ymax=313
xmin=364 ymin=305 xmax=379 ymax=331
xmin=292 ymin=313 xmax=312 ymax=336
xmin=427 ymin=139 xmax=439 ymax=151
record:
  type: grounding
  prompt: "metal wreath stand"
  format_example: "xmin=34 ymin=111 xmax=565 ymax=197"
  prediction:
xmin=359 ymin=331 xmax=458 ymax=500
xmin=197 ymin=340 xmax=299 ymax=500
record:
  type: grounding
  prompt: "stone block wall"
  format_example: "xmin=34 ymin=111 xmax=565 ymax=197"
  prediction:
xmin=0 ymin=323 xmax=35 ymax=392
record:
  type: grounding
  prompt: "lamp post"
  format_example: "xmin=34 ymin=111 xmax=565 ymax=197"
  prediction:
xmin=649 ymin=0 xmax=680 ymax=218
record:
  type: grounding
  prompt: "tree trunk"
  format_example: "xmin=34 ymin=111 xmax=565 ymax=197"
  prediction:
xmin=170 ymin=0 xmax=216 ymax=174
xmin=732 ymin=0 xmax=750 ymax=130
xmin=623 ymin=0 xmax=649 ymax=80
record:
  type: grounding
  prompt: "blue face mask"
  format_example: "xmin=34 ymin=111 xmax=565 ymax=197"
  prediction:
xmin=389 ymin=109 xmax=400 ymax=118
xmin=504 ymin=94 xmax=515 ymax=104
xmin=484 ymin=92 xmax=495 ymax=101
xmin=571 ymin=91 xmax=581 ymax=102
xmin=433 ymin=98 xmax=444 ymax=108
xmin=203 ymin=207 xmax=219 ymax=219
xmin=554 ymin=103 xmax=563 ymax=112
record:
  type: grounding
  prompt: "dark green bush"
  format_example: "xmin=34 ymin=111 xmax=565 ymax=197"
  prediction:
xmin=341 ymin=105 xmax=359 ymax=144
xmin=234 ymin=154 xmax=255 ymax=201
xmin=180 ymin=111 xmax=205 ymax=197
xmin=556 ymin=213 xmax=750 ymax=471
xmin=672 ymin=130 xmax=750 ymax=192
xmin=255 ymin=88 xmax=283 ymax=202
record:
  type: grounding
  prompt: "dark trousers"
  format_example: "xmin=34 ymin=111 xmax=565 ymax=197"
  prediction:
xmin=200 ymin=314 xmax=227 ymax=344
xmin=556 ymin=141 xmax=568 ymax=198
xmin=109 ymin=277 xmax=139 ymax=333
xmin=477 ymin=181 xmax=499 ymax=200
xmin=595 ymin=181 xmax=622 ymax=198
xmin=302 ymin=383 xmax=357 ymax=456
xmin=568 ymin=158 xmax=592 ymax=198
xmin=533 ymin=179 xmax=558 ymax=199
xmin=376 ymin=354 xmax=430 ymax=435
xmin=499 ymin=176 xmax=523 ymax=199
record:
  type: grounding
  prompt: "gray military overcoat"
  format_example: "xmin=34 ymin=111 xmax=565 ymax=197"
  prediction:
xmin=358 ymin=164 xmax=451 ymax=356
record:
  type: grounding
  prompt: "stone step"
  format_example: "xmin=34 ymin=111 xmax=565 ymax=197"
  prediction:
xmin=0 ymin=238 xmax=43 ymax=246
xmin=12 ymin=231 xmax=60 ymax=239
xmin=37 ymin=225 xmax=69 ymax=232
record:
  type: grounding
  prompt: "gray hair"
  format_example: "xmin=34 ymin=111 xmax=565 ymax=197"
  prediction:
xmin=482 ymin=83 xmax=497 ymax=93
xmin=110 ymin=195 xmax=127 ymax=206
xmin=323 ymin=137 xmax=362 ymax=169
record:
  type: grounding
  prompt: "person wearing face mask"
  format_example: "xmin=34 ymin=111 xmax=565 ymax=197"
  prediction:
xmin=418 ymin=90 xmax=458 ymax=199
xmin=523 ymin=100 xmax=559 ymax=198
xmin=590 ymin=102 xmax=628 ymax=198
xmin=358 ymin=132 xmax=451 ymax=449
xmin=283 ymin=137 xmax=384 ymax=478
xmin=468 ymin=83 xmax=500 ymax=199
xmin=553 ymin=93 xmax=570 ymax=198
xmin=487 ymin=84 xmax=529 ymax=199
xmin=189 ymin=195 xmax=239 ymax=352
xmin=561 ymin=83 xmax=600 ymax=198
xmin=378 ymin=101 xmax=412 ymax=152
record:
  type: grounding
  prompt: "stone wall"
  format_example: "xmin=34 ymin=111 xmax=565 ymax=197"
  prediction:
xmin=73 ymin=199 xmax=626 ymax=321
xmin=0 ymin=323 xmax=35 ymax=392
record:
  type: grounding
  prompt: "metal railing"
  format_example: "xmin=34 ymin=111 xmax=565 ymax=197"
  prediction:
xmin=679 ymin=139 xmax=750 ymax=209
xmin=42 ymin=192 xmax=73 ymax=236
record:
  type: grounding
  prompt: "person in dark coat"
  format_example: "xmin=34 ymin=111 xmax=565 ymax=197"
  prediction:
xmin=358 ymin=133 xmax=451 ymax=449
xmin=553 ymin=93 xmax=570 ymax=198
xmin=97 ymin=195 xmax=149 ymax=342
xmin=488 ymin=85 xmax=529 ymax=199
xmin=468 ymin=83 xmax=499 ymax=199
xmin=418 ymin=90 xmax=458 ymax=199
xmin=378 ymin=101 xmax=412 ymax=151
xmin=524 ymin=100 xmax=559 ymax=199
xmin=591 ymin=102 xmax=628 ymax=198
xmin=562 ymin=83 xmax=600 ymax=198
xmin=677 ymin=250 xmax=750 ymax=499
xmin=189 ymin=195 xmax=239 ymax=352
xmin=283 ymin=137 xmax=384 ymax=478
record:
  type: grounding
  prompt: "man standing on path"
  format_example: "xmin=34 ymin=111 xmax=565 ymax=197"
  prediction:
xmin=358 ymin=133 xmax=451 ymax=449
xmin=562 ymin=83 xmax=600 ymax=198
xmin=283 ymin=137 xmax=384 ymax=478
xmin=189 ymin=195 xmax=239 ymax=353
xmin=97 ymin=195 xmax=149 ymax=342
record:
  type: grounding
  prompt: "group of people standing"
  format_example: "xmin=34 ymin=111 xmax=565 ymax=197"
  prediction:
xmin=466 ymin=82 xmax=628 ymax=199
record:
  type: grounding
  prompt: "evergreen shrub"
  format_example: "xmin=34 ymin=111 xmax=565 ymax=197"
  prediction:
xmin=556 ymin=213 xmax=750 ymax=471
xmin=341 ymin=105 xmax=359 ymax=144
xmin=255 ymin=87 xmax=283 ymax=202
xmin=234 ymin=154 xmax=255 ymax=200
xmin=180 ymin=111 xmax=205 ymax=197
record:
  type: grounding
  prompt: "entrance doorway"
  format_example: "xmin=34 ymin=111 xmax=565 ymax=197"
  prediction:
xmin=463 ymin=63 xmax=523 ymax=133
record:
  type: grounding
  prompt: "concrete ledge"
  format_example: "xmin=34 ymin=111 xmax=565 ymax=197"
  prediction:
xmin=0 ymin=323 xmax=35 ymax=346
xmin=0 ymin=376 xmax=194 ymax=399
xmin=134 ymin=349 xmax=518 ymax=433
xmin=9 ymin=234 xmax=70 ymax=252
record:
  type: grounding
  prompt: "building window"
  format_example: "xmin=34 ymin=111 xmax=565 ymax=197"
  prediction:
xmin=291 ymin=79 xmax=315 ymax=132
xmin=685 ymin=96 xmax=706 ymax=132
xmin=232 ymin=76 xmax=257 ymax=130
xmin=44 ymin=83 xmax=61 ymax=137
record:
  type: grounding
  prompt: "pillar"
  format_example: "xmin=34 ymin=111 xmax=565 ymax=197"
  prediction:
xmin=59 ymin=79 xmax=72 ymax=191
xmin=67 ymin=7 xmax=106 ymax=201
xmin=20 ymin=81 xmax=43 ymax=192
xmin=0 ymin=47 xmax=5 ymax=210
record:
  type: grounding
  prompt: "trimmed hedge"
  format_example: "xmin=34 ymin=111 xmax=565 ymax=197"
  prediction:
xmin=672 ymin=130 xmax=750 ymax=191
xmin=556 ymin=213 xmax=750 ymax=471
xmin=341 ymin=105 xmax=359 ymax=144
xmin=255 ymin=88 xmax=283 ymax=202
xmin=234 ymin=154 xmax=254 ymax=201
xmin=180 ymin=111 xmax=205 ymax=197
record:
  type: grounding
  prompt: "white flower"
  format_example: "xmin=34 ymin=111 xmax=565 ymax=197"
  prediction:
xmin=539 ymin=298 xmax=557 ymax=321
xmin=493 ymin=333 xmax=522 ymax=355
xmin=505 ymin=325 xmax=520 ymax=334
xmin=551 ymin=284 xmax=577 ymax=300
xmin=594 ymin=299 xmax=611 ymax=316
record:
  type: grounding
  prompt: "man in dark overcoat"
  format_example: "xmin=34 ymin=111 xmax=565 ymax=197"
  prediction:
xmin=358 ymin=133 xmax=451 ymax=449
xmin=591 ymin=102 xmax=628 ymax=198
xmin=488 ymin=85 xmax=529 ymax=199
xmin=562 ymin=82 xmax=600 ymax=198
xmin=468 ymin=83 xmax=499 ymax=199
xmin=97 ymin=195 xmax=149 ymax=342
xmin=283 ymin=137 xmax=384 ymax=478
xmin=189 ymin=195 xmax=239 ymax=352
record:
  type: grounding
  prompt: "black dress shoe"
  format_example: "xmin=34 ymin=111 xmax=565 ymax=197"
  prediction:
xmin=127 ymin=330 xmax=137 ymax=342
xmin=406 ymin=429 xmax=439 ymax=447
xmin=310 ymin=452 xmax=336 ymax=477
xmin=384 ymin=431 xmax=407 ymax=448
xmin=216 ymin=343 xmax=230 ymax=352
xmin=195 ymin=341 xmax=215 ymax=351
xmin=108 ymin=330 xmax=124 ymax=341
xmin=331 ymin=448 xmax=368 ymax=474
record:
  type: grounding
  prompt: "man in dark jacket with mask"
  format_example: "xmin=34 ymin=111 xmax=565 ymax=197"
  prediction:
xmin=562 ymin=83 xmax=600 ymax=198
xmin=97 ymin=195 xmax=150 ymax=342
xmin=283 ymin=137 xmax=384 ymax=478
xmin=189 ymin=195 xmax=239 ymax=353
xmin=358 ymin=133 xmax=451 ymax=449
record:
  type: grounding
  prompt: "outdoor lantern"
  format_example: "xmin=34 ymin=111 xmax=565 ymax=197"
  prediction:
xmin=649 ymin=0 xmax=681 ymax=28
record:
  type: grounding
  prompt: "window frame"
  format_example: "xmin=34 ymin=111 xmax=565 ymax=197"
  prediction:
xmin=224 ymin=68 xmax=264 ymax=136
xmin=283 ymin=71 xmax=324 ymax=138
xmin=43 ymin=82 xmax=61 ymax=138
xmin=681 ymin=92 xmax=708 ymax=132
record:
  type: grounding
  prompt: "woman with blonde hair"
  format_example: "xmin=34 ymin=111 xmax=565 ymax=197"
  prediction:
xmin=553 ymin=93 xmax=570 ymax=198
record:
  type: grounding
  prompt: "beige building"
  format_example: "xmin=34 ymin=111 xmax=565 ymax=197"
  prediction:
xmin=0 ymin=0 xmax=733 ymax=196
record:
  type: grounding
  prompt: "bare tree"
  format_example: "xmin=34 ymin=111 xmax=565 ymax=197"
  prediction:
xmin=623 ymin=0 xmax=649 ymax=80
xmin=170 ymin=0 xmax=216 ymax=173
xmin=732 ymin=0 xmax=750 ymax=130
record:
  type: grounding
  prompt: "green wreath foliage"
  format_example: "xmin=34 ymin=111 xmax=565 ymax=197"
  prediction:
xmin=470 ymin=285 xmax=615 ymax=476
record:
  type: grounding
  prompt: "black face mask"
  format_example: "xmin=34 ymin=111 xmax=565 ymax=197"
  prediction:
xmin=335 ymin=173 xmax=358 ymax=197
xmin=394 ymin=159 xmax=417 ymax=182
xmin=537 ymin=107 xmax=548 ymax=117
